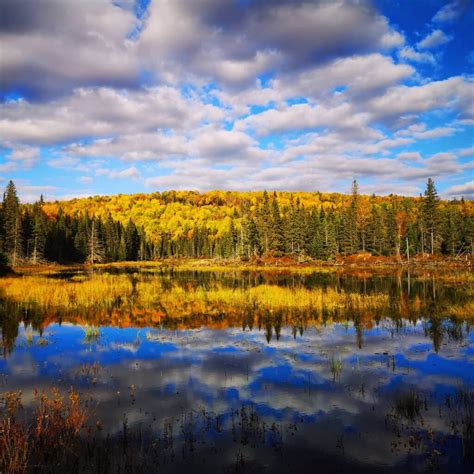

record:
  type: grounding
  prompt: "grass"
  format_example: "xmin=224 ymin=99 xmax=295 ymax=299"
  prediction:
xmin=83 ymin=325 xmax=99 ymax=342
xmin=24 ymin=326 xmax=33 ymax=346
xmin=395 ymin=390 xmax=425 ymax=422
xmin=330 ymin=355 xmax=343 ymax=382
xmin=0 ymin=388 xmax=88 ymax=474
xmin=0 ymin=267 xmax=472 ymax=343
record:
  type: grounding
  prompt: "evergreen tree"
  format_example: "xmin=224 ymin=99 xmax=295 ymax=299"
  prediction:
xmin=422 ymin=178 xmax=440 ymax=255
xmin=74 ymin=212 xmax=89 ymax=261
xmin=247 ymin=218 xmax=261 ymax=257
xmin=87 ymin=219 xmax=105 ymax=264
xmin=125 ymin=219 xmax=140 ymax=261
xmin=2 ymin=181 xmax=22 ymax=265
xmin=256 ymin=191 xmax=271 ymax=254
xmin=104 ymin=213 xmax=119 ymax=262
xmin=270 ymin=192 xmax=285 ymax=254
xmin=344 ymin=180 xmax=360 ymax=255
xmin=30 ymin=201 xmax=47 ymax=264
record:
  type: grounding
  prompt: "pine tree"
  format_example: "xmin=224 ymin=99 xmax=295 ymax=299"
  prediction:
xmin=87 ymin=219 xmax=105 ymax=264
xmin=247 ymin=218 xmax=261 ymax=257
xmin=31 ymin=201 xmax=47 ymax=264
xmin=270 ymin=192 xmax=285 ymax=254
xmin=125 ymin=219 xmax=140 ymax=260
xmin=2 ymin=181 xmax=22 ymax=265
xmin=74 ymin=212 xmax=89 ymax=261
xmin=256 ymin=191 xmax=271 ymax=254
xmin=345 ymin=180 xmax=360 ymax=254
xmin=104 ymin=213 xmax=119 ymax=261
xmin=422 ymin=178 xmax=440 ymax=255
xmin=442 ymin=204 xmax=461 ymax=256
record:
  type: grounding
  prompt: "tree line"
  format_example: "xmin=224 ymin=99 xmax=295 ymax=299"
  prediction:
xmin=0 ymin=181 xmax=152 ymax=266
xmin=0 ymin=178 xmax=472 ymax=266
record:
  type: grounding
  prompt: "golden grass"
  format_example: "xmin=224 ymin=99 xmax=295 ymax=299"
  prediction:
xmin=0 ymin=266 xmax=472 ymax=333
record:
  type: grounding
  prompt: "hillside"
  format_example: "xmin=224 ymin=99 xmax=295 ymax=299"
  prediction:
xmin=41 ymin=186 xmax=473 ymax=259
xmin=2 ymin=181 xmax=473 ymax=264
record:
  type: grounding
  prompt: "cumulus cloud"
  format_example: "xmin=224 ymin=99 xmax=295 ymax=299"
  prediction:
xmin=0 ymin=87 xmax=224 ymax=145
xmin=16 ymin=184 xmax=59 ymax=203
xmin=432 ymin=1 xmax=469 ymax=23
xmin=0 ymin=0 xmax=472 ymax=197
xmin=396 ymin=152 xmax=422 ymax=163
xmin=398 ymin=47 xmax=436 ymax=64
xmin=417 ymin=30 xmax=452 ymax=49
xmin=458 ymin=146 xmax=474 ymax=157
xmin=139 ymin=0 xmax=404 ymax=88
xmin=96 ymin=166 xmax=140 ymax=180
xmin=0 ymin=0 xmax=140 ymax=98
xmin=443 ymin=180 xmax=474 ymax=199
xmin=0 ymin=145 xmax=40 ymax=172
xmin=366 ymin=77 xmax=474 ymax=125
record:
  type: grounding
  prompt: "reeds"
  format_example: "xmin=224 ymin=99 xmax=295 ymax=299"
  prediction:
xmin=330 ymin=355 xmax=343 ymax=382
xmin=83 ymin=325 xmax=99 ymax=341
xmin=0 ymin=388 xmax=88 ymax=474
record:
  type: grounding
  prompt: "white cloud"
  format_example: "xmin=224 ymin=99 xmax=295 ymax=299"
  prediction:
xmin=139 ymin=0 xmax=405 ymax=87
xmin=236 ymin=102 xmax=372 ymax=137
xmin=0 ymin=0 xmax=471 ymax=196
xmin=0 ymin=0 xmax=140 ymax=97
xmin=272 ymin=54 xmax=414 ymax=101
xmin=443 ymin=180 xmax=474 ymax=199
xmin=367 ymin=77 xmax=474 ymax=124
xmin=396 ymin=152 xmax=422 ymax=163
xmin=398 ymin=47 xmax=436 ymax=64
xmin=77 ymin=176 xmax=93 ymax=185
xmin=0 ymin=86 xmax=224 ymax=145
xmin=16 ymin=184 xmax=59 ymax=203
xmin=396 ymin=123 xmax=457 ymax=139
xmin=0 ymin=145 xmax=40 ymax=172
xmin=432 ymin=1 xmax=466 ymax=23
xmin=8 ymin=146 xmax=39 ymax=168
xmin=417 ymin=30 xmax=452 ymax=49
xmin=96 ymin=166 xmax=140 ymax=180
xmin=458 ymin=146 xmax=474 ymax=157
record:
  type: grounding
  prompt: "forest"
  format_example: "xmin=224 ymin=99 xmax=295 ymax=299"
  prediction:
xmin=0 ymin=179 xmax=473 ymax=266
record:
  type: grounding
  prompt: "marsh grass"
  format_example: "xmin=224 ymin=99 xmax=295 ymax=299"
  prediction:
xmin=0 ymin=391 xmax=296 ymax=474
xmin=0 ymin=268 xmax=471 ymax=354
xmin=395 ymin=390 xmax=425 ymax=422
xmin=0 ymin=388 xmax=88 ymax=474
xmin=83 ymin=325 xmax=99 ymax=342
xmin=24 ymin=326 xmax=33 ymax=346
xmin=445 ymin=386 xmax=474 ymax=459
xmin=330 ymin=355 xmax=343 ymax=382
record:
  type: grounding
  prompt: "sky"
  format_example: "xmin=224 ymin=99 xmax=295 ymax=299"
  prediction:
xmin=0 ymin=0 xmax=473 ymax=202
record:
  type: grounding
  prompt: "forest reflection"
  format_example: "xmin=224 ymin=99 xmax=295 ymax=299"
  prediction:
xmin=0 ymin=268 xmax=471 ymax=354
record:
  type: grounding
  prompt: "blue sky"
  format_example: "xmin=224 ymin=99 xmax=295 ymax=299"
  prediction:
xmin=0 ymin=0 xmax=473 ymax=201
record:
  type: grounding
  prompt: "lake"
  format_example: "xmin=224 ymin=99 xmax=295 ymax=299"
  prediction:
xmin=0 ymin=267 xmax=473 ymax=473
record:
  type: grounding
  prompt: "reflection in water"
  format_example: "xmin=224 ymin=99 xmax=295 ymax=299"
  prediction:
xmin=0 ymin=268 xmax=473 ymax=473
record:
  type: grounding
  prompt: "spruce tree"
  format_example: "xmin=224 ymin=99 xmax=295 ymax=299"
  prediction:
xmin=346 ymin=180 xmax=360 ymax=254
xmin=270 ymin=193 xmax=285 ymax=254
xmin=31 ymin=201 xmax=47 ymax=264
xmin=125 ymin=219 xmax=140 ymax=260
xmin=2 ymin=181 xmax=22 ymax=265
xmin=104 ymin=213 xmax=119 ymax=261
xmin=422 ymin=178 xmax=440 ymax=255
xmin=87 ymin=219 xmax=105 ymax=264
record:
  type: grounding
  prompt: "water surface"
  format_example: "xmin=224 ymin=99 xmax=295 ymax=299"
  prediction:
xmin=0 ymin=268 xmax=473 ymax=473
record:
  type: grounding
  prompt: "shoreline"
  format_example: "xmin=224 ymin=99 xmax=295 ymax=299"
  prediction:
xmin=9 ymin=254 xmax=473 ymax=276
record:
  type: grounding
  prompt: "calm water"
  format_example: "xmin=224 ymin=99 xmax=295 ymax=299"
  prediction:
xmin=0 ymin=268 xmax=473 ymax=473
